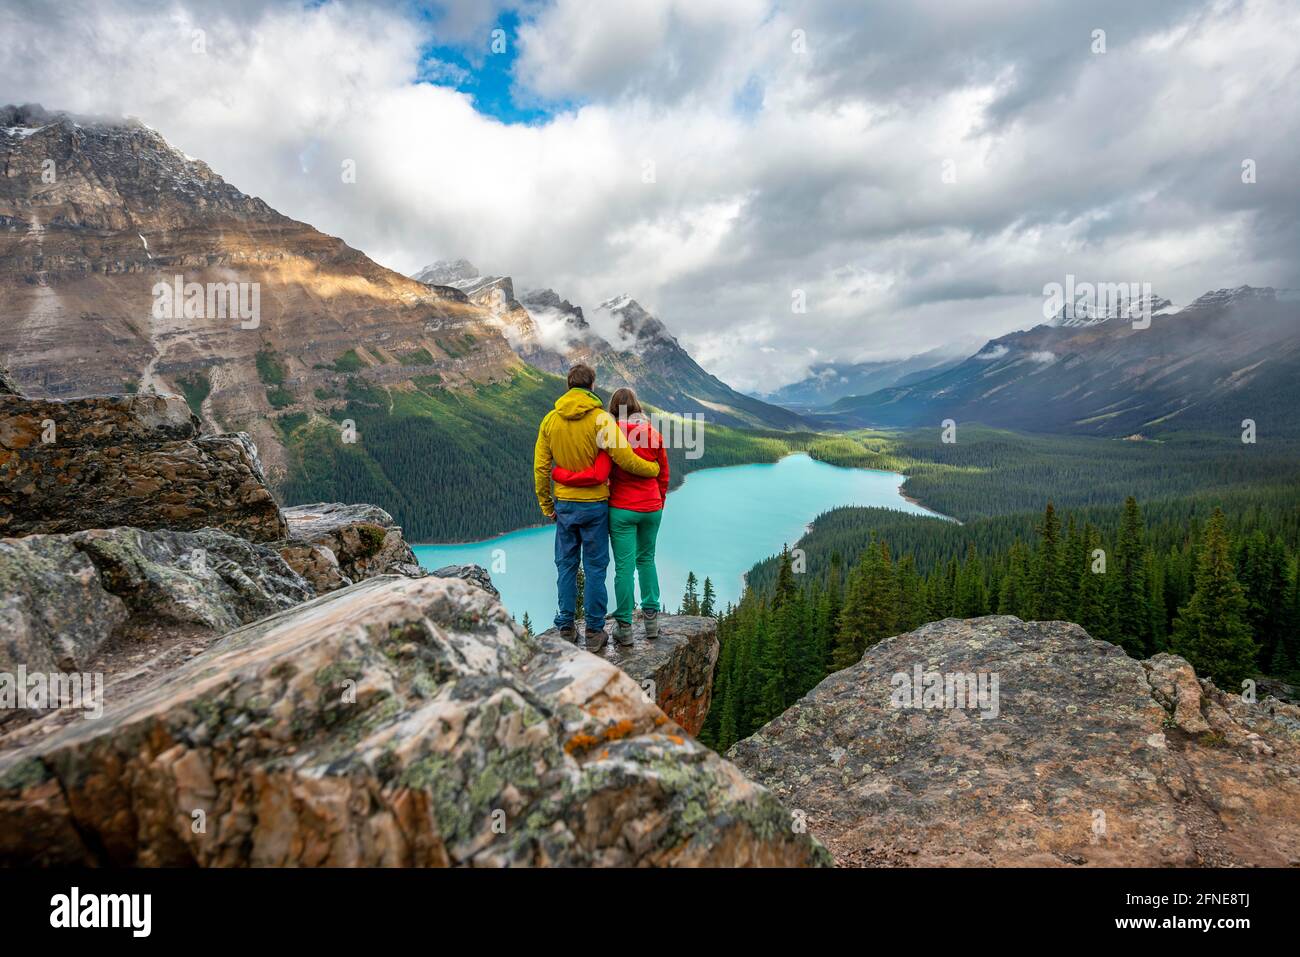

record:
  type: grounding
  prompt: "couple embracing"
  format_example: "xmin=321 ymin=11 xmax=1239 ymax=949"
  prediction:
xmin=532 ymin=363 xmax=669 ymax=651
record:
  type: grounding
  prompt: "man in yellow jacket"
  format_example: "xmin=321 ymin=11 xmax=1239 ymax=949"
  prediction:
xmin=534 ymin=363 xmax=660 ymax=650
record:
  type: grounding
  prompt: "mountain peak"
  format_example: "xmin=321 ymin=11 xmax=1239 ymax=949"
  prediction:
xmin=1182 ymin=285 xmax=1277 ymax=312
xmin=519 ymin=288 xmax=589 ymax=329
xmin=1 ymin=103 xmax=275 ymax=230
xmin=411 ymin=258 xmax=480 ymax=286
xmin=1050 ymin=291 xmax=1173 ymax=328
xmin=596 ymin=295 xmax=675 ymax=353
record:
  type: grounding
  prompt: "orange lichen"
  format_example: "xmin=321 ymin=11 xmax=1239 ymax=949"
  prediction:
xmin=653 ymin=714 xmax=668 ymax=726
xmin=564 ymin=733 xmax=599 ymax=755
xmin=602 ymin=719 xmax=636 ymax=742
xmin=667 ymin=734 xmax=685 ymax=746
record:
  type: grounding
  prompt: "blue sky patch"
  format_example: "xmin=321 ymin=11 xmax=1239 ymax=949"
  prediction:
xmin=418 ymin=10 xmax=570 ymax=125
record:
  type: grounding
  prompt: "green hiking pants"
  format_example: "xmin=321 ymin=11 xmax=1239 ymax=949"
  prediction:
xmin=608 ymin=506 xmax=662 ymax=624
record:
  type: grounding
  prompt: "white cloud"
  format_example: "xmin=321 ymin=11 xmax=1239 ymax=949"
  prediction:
xmin=2 ymin=0 xmax=1298 ymax=393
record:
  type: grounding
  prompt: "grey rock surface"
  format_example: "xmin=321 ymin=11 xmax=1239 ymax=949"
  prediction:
xmin=0 ymin=393 xmax=287 ymax=542
xmin=727 ymin=616 xmax=1300 ymax=867
xmin=540 ymin=614 xmax=718 ymax=736
xmin=0 ymin=576 xmax=831 ymax=868
xmin=281 ymin=502 xmax=423 ymax=584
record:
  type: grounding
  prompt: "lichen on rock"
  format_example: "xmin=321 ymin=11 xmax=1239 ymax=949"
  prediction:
xmin=0 ymin=576 xmax=830 ymax=868
xmin=726 ymin=615 xmax=1300 ymax=867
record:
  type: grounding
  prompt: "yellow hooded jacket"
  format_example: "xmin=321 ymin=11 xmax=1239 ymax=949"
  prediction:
xmin=533 ymin=387 xmax=660 ymax=517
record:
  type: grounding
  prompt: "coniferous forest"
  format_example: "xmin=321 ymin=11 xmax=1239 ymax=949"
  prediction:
xmin=697 ymin=494 xmax=1300 ymax=753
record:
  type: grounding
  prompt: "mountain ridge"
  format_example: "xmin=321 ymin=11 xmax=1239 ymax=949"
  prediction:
xmin=410 ymin=257 xmax=806 ymax=429
xmin=0 ymin=104 xmax=525 ymax=483
xmin=820 ymin=285 xmax=1300 ymax=436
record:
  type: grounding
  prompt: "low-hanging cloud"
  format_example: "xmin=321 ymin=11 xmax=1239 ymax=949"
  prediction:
xmin=2 ymin=0 xmax=1296 ymax=392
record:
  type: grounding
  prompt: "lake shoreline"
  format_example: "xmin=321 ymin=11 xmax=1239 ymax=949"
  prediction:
xmin=411 ymin=453 xmax=947 ymax=546
xmin=413 ymin=453 xmax=949 ymax=627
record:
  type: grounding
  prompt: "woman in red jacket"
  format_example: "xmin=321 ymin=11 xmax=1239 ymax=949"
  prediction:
xmin=552 ymin=388 xmax=669 ymax=645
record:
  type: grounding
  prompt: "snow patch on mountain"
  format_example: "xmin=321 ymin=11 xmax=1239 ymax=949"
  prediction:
xmin=410 ymin=258 xmax=479 ymax=286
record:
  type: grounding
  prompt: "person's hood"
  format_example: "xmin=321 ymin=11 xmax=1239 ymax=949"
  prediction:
xmin=554 ymin=388 xmax=603 ymax=420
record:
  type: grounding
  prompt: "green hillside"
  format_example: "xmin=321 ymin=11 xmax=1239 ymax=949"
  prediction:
xmin=278 ymin=366 xmax=823 ymax=542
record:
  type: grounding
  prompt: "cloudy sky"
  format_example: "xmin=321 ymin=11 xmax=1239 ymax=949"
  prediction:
xmin=3 ymin=0 xmax=1297 ymax=391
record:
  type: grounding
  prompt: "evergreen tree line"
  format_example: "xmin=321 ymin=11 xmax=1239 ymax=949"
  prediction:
xmin=677 ymin=572 xmax=717 ymax=616
xmin=279 ymin=369 xmax=825 ymax=543
xmin=698 ymin=498 xmax=1300 ymax=752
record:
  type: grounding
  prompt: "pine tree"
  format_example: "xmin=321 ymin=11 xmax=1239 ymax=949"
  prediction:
xmin=834 ymin=552 xmax=871 ymax=669
xmin=681 ymin=572 xmax=701 ymax=615
xmin=1110 ymin=496 xmax=1151 ymax=656
xmin=1170 ymin=509 xmax=1257 ymax=688
xmin=956 ymin=543 xmax=987 ymax=617
xmin=1236 ymin=531 xmax=1289 ymax=670
xmin=1268 ymin=562 xmax=1299 ymax=679
xmin=1146 ymin=551 xmax=1167 ymax=652
xmin=772 ymin=546 xmax=796 ymax=610
xmin=998 ymin=541 xmax=1031 ymax=617
xmin=822 ymin=553 xmax=844 ymax=673
xmin=701 ymin=577 xmax=717 ymax=617
xmin=780 ymin=586 xmax=814 ymax=703
xmin=1033 ymin=503 xmax=1066 ymax=619
xmin=1275 ymin=563 xmax=1300 ymax=677
xmin=521 ymin=611 xmax=533 ymax=637
xmin=1075 ymin=524 xmax=1110 ymax=641
xmin=895 ymin=555 xmax=926 ymax=631
xmin=841 ymin=541 xmax=898 ymax=653
xmin=1062 ymin=514 xmax=1083 ymax=616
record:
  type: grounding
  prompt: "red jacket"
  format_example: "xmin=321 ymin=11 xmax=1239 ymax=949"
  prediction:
xmin=552 ymin=416 xmax=669 ymax=512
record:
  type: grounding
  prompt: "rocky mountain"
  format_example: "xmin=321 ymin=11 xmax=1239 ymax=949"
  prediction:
xmin=728 ymin=616 xmax=1300 ymax=867
xmin=6 ymin=368 xmax=1296 ymax=869
xmin=0 ymin=105 xmax=521 ymax=483
xmin=824 ymin=286 xmax=1300 ymax=436
xmin=410 ymin=259 xmax=806 ymax=430
xmin=0 ymin=105 xmax=811 ymax=544
xmin=759 ymin=347 xmax=969 ymax=411
xmin=0 ymin=373 xmax=830 ymax=867
xmin=1051 ymin=292 xmax=1174 ymax=328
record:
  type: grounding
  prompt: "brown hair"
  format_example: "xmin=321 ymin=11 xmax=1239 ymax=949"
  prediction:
xmin=566 ymin=363 xmax=596 ymax=390
xmin=608 ymin=387 xmax=642 ymax=418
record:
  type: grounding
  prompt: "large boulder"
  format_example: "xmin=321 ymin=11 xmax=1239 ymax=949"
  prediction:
xmin=0 ymin=392 xmax=286 ymax=541
xmin=0 ymin=535 xmax=129 ymax=675
xmin=280 ymin=502 xmax=423 ymax=587
xmin=727 ymin=616 xmax=1300 ymax=867
xmin=0 ymin=576 xmax=830 ymax=867
xmin=539 ymin=616 xmax=719 ymax=737
xmin=0 ymin=527 xmax=312 ymax=677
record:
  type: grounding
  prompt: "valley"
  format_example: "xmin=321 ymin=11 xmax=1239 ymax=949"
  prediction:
xmin=2 ymin=102 xmax=1299 ymax=876
xmin=414 ymin=452 xmax=945 ymax=626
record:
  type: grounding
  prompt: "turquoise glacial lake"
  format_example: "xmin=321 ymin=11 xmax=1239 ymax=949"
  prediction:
xmin=414 ymin=453 xmax=943 ymax=628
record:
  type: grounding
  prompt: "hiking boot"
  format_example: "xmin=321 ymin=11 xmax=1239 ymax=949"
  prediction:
xmin=612 ymin=619 xmax=635 ymax=646
xmin=584 ymin=628 xmax=608 ymax=652
xmin=558 ymin=625 xmax=577 ymax=643
xmin=642 ymin=610 xmax=659 ymax=639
